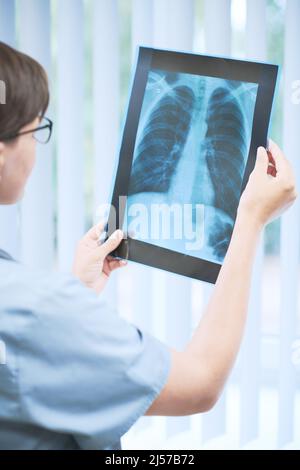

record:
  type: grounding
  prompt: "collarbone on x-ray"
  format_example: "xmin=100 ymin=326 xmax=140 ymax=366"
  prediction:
xmin=126 ymin=69 xmax=258 ymax=264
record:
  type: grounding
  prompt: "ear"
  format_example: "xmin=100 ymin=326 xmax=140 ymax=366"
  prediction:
xmin=0 ymin=142 xmax=5 ymax=181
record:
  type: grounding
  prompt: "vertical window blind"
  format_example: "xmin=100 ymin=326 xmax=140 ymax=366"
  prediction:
xmin=0 ymin=0 xmax=299 ymax=450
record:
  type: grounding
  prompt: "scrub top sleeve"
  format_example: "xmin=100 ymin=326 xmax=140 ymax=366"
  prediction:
xmin=17 ymin=273 xmax=172 ymax=450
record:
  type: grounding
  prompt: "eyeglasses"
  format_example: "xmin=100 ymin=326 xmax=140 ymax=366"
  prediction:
xmin=3 ymin=116 xmax=53 ymax=144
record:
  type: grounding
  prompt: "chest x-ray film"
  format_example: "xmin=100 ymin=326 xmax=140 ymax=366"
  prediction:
xmin=107 ymin=47 xmax=278 ymax=283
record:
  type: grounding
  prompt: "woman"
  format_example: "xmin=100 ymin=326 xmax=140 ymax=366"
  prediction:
xmin=0 ymin=41 xmax=297 ymax=450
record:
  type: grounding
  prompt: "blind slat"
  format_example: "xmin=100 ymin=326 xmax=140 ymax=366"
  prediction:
xmin=132 ymin=0 xmax=153 ymax=63
xmin=239 ymin=0 xmax=267 ymax=446
xmin=0 ymin=0 xmax=15 ymax=45
xmin=92 ymin=0 xmax=120 ymax=307
xmin=57 ymin=0 xmax=85 ymax=271
xmin=204 ymin=0 xmax=231 ymax=56
xmin=18 ymin=0 xmax=54 ymax=269
xmin=200 ymin=0 xmax=232 ymax=442
xmin=130 ymin=0 xmax=154 ymax=335
xmin=278 ymin=0 xmax=300 ymax=447
xmin=152 ymin=0 xmax=195 ymax=439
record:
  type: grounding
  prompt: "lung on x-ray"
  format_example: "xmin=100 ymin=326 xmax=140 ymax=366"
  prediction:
xmin=107 ymin=47 xmax=278 ymax=283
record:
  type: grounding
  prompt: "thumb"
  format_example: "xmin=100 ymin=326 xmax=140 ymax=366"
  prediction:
xmin=253 ymin=146 xmax=269 ymax=173
xmin=99 ymin=229 xmax=124 ymax=257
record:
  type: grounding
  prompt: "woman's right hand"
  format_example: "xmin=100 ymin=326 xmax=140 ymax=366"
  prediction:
xmin=237 ymin=139 xmax=298 ymax=227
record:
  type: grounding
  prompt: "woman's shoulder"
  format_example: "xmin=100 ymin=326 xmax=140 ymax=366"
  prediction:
xmin=0 ymin=256 xmax=102 ymax=320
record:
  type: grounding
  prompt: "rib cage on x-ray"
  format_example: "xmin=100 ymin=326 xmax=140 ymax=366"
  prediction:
xmin=127 ymin=70 xmax=256 ymax=262
xmin=128 ymin=85 xmax=196 ymax=195
xmin=203 ymin=85 xmax=247 ymax=258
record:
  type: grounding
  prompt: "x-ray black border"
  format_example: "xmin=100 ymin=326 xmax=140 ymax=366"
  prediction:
xmin=106 ymin=46 xmax=278 ymax=284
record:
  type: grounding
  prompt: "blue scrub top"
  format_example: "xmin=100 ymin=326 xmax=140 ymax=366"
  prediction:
xmin=0 ymin=249 xmax=171 ymax=450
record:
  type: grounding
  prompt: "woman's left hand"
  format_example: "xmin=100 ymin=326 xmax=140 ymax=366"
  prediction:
xmin=72 ymin=222 xmax=127 ymax=295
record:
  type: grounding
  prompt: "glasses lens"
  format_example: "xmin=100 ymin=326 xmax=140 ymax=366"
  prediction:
xmin=33 ymin=124 xmax=51 ymax=144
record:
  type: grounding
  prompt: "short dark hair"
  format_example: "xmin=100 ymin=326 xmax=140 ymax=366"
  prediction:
xmin=0 ymin=41 xmax=49 ymax=141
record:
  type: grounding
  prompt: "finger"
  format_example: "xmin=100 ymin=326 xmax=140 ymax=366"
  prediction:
xmin=105 ymin=254 xmax=127 ymax=264
xmin=254 ymin=146 xmax=269 ymax=173
xmin=267 ymin=138 xmax=289 ymax=175
xmin=267 ymin=149 xmax=277 ymax=177
xmin=107 ymin=258 xmax=127 ymax=272
xmin=82 ymin=220 xmax=107 ymax=243
xmin=267 ymin=164 xmax=277 ymax=177
xmin=267 ymin=149 xmax=276 ymax=167
xmin=98 ymin=229 xmax=124 ymax=257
